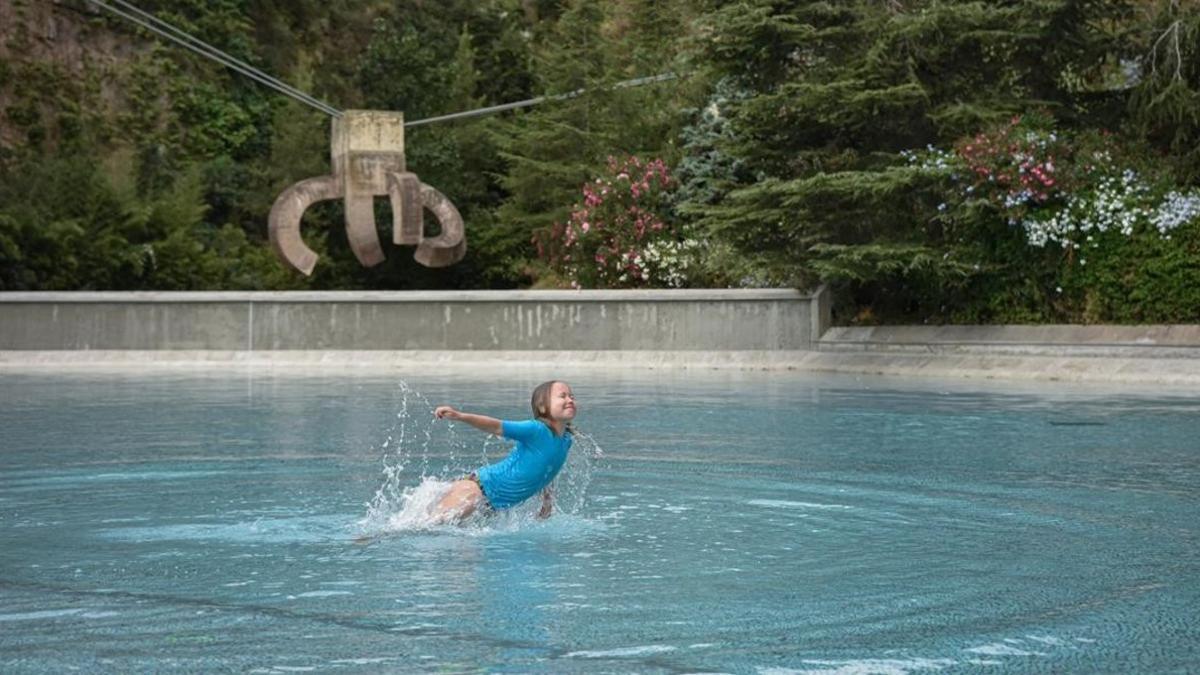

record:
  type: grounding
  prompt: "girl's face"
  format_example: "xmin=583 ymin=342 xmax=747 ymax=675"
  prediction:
xmin=548 ymin=382 xmax=577 ymax=421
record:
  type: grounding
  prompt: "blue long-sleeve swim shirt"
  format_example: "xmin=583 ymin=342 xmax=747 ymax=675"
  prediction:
xmin=476 ymin=419 xmax=572 ymax=509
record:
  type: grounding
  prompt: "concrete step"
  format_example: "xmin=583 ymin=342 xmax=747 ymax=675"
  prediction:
xmin=818 ymin=325 xmax=1200 ymax=359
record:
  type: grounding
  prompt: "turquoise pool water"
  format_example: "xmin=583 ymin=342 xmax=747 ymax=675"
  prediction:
xmin=0 ymin=370 xmax=1197 ymax=673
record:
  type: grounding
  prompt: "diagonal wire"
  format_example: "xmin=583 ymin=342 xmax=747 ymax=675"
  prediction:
xmin=404 ymin=73 xmax=678 ymax=128
xmin=103 ymin=0 xmax=341 ymax=116
xmin=86 ymin=0 xmax=342 ymax=117
xmin=83 ymin=0 xmax=679 ymax=128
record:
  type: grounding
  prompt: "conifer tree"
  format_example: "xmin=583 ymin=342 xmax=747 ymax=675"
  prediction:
xmin=683 ymin=0 xmax=1135 ymax=318
xmin=490 ymin=0 xmax=692 ymax=284
xmin=1129 ymin=0 xmax=1200 ymax=182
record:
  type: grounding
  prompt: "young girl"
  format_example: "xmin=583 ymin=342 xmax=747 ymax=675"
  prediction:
xmin=431 ymin=380 xmax=576 ymax=523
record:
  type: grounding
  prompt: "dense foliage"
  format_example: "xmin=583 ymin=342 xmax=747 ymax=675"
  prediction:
xmin=539 ymin=155 xmax=705 ymax=288
xmin=1 ymin=0 xmax=1197 ymax=323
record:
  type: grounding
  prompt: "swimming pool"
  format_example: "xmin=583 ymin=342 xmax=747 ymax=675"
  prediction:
xmin=1 ymin=369 xmax=1197 ymax=673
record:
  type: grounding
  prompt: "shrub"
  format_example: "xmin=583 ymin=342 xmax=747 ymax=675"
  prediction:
xmin=537 ymin=156 xmax=703 ymax=288
xmin=907 ymin=114 xmax=1200 ymax=322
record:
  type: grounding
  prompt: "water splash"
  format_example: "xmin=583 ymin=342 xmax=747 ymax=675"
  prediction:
xmin=359 ymin=381 xmax=603 ymax=536
xmin=557 ymin=429 xmax=605 ymax=515
xmin=374 ymin=476 xmax=456 ymax=531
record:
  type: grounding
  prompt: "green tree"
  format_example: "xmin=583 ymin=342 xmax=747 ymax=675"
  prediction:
xmin=1129 ymin=0 xmax=1200 ymax=182
xmin=490 ymin=0 xmax=692 ymax=285
xmin=683 ymin=0 xmax=1138 ymax=321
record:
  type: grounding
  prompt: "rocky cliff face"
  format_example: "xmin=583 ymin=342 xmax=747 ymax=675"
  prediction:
xmin=0 ymin=0 xmax=143 ymax=151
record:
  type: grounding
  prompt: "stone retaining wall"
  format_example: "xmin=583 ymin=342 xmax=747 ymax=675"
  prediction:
xmin=4 ymin=290 xmax=1198 ymax=385
xmin=0 ymin=288 xmax=830 ymax=352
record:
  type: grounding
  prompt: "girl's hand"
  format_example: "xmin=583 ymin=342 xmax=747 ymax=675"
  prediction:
xmin=432 ymin=409 xmax=502 ymax=435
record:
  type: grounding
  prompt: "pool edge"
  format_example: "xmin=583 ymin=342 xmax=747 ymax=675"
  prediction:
xmin=1 ymin=349 xmax=1198 ymax=387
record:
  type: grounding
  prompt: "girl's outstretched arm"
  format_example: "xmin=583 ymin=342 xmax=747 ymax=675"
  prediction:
xmin=434 ymin=406 xmax=502 ymax=435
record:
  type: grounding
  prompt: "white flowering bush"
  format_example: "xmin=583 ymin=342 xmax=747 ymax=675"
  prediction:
xmin=1022 ymin=169 xmax=1152 ymax=250
xmin=904 ymin=114 xmax=1200 ymax=322
xmin=1151 ymin=191 xmax=1200 ymax=236
xmin=907 ymin=115 xmax=1200 ymax=261
xmin=633 ymin=238 xmax=703 ymax=288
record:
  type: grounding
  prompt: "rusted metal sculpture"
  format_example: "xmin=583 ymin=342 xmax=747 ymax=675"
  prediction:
xmin=268 ymin=110 xmax=466 ymax=275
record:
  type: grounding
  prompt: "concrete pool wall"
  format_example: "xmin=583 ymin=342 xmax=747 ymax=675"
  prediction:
xmin=0 ymin=289 xmax=829 ymax=352
xmin=1 ymin=289 xmax=1197 ymax=385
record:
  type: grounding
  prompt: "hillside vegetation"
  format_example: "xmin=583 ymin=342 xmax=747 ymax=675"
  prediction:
xmin=1 ymin=0 xmax=1197 ymax=323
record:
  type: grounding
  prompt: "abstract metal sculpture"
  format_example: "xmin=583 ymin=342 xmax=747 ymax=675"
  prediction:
xmin=268 ymin=110 xmax=466 ymax=275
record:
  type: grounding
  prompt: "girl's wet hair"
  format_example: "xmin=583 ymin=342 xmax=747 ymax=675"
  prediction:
xmin=531 ymin=380 xmax=574 ymax=433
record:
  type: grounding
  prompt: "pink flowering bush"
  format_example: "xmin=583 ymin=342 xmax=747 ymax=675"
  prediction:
xmin=537 ymin=155 xmax=698 ymax=288
xmin=954 ymin=115 xmax=1066 ymax=215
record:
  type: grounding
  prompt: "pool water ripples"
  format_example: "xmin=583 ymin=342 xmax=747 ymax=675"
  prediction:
xmin=0 ymin=371 xmax=1197 ymax=672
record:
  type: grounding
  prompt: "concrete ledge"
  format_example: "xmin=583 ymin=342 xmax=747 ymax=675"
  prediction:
xmin=0 ymin=349 xmax=808 ymax=369
xmin=796 ymin=351 xmax=1200 ymax=387
xmin=0 ymin=289 xmax=809 ymax=303
xmin=2 ymin=349 xmax=1198 ymax=387
xmin=0 ymin=289 xmax=824 ymax=352
xmin=3 ymin=291 xmax=1197 ymax=385
xmin=820 ymin=325 xmax=1200 ymax=358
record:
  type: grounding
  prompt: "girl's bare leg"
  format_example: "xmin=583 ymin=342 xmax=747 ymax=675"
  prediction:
xmin=433 ymin=479 xmax=484 ymax=523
